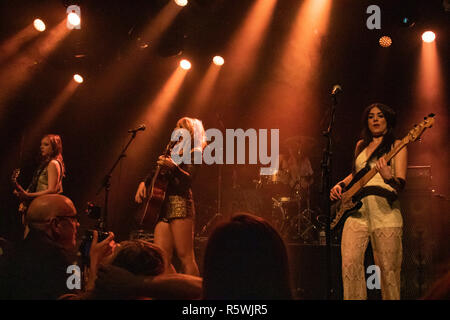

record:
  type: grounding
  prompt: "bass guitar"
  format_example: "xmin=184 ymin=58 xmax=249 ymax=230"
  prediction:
xmin=330 ymin=114 xmax=435 ymax=230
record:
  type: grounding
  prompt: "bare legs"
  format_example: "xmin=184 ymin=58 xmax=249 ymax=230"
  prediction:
xmin=154 ymin=218 xmax=199 ymax=276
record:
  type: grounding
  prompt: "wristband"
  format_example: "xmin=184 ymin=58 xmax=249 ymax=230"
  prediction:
xmin=384 ymin=177 xmax=406 ymax=191
xmin=384 ymin=177 xmax=395 ymax=184
xmin=338 ymin=182 xmax=346 ymax=189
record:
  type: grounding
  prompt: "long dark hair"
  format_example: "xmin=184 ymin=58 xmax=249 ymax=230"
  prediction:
xmin=202 ymin=213 xmax=293 ymax=300
xmin=353 ymin=103 xmax=396 ymax=171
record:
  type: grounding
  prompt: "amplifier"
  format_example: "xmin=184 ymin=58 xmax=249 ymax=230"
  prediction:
xmin=405 ymin=165 xmax=432 ymax=191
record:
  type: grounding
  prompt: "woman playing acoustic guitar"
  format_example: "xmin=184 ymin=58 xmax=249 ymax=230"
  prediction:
xmin=330 ymin=103 xmax=407 ymax=300
xmin=135 ymin=117 xmax=206 ymax=276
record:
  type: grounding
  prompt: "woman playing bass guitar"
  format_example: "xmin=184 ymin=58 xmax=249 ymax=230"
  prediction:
xmin=330 ymin=103 xmax=407 ymax=300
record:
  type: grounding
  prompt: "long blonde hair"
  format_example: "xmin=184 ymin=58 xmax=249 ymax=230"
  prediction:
xmin=176 ymin=117 xmax=207 ymax=152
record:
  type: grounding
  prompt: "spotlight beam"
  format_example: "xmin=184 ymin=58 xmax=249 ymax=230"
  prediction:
xmin=216 ymin=0 xmax=277 ymax=102
xmin=187 ymin=62 xmax=221 ymax=115
xmin=83 ymin=2 xmax=183 ymax=108
xmin=7 ymin=79 xmax=80 ymax=168
xmin=253 ymin=0 xmax=332 ymax=129
xmin=0 ymin=24 xmax=40 ymax=66
xmin=0 ymin=20 xmax=70 ymax=120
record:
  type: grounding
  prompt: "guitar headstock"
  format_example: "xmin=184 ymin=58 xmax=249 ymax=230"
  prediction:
xmin=405 ymin=113 xmax=435 ymax=143
xmin=11 ymin=168 xmax=21 ymax=184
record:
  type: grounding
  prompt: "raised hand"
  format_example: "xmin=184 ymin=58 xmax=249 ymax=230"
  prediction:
xmin=330 ymin=183 xmax=343 ymax=200
xmin=135 ymin=182 xmax=147 ymax=204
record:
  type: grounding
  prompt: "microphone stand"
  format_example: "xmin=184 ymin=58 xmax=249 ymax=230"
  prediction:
xmin=200 ymin=113 xmax=225 ymax=236
xmin=320 ymin=87 xmax=340 ymax=299
xmin=95 ymin=130 xmax=142 ymax=231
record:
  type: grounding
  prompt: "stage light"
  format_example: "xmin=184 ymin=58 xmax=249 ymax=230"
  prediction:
xmin=422 ymin=31 xmax=436 ymax=43
xmin=180 ymin=59 xmax=191 ymax=70
xmin=68 ymin=12 xmax=80 ymax=26
xmin=66 ymin=5 xmax=81 ymax=29
xmin=379 ymin=36 xmax=392 ymax=47
xmin=213 ymin=56 xmax=225 ymax=66
xmin=174 ymin=0 xmax=188 ymax=7
xmin=73 ymin=74 xmax=83 ymax=83
xmin=33 ymin=19 xmax=46 ymax=32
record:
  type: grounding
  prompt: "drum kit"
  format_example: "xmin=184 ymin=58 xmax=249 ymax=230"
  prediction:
xmin=255 ymin=135 xmax=319 ymax=243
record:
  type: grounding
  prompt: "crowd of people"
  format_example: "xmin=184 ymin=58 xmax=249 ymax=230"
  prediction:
xmin=0 ymin=193 xmax=293 ymax=300
xmin=0 ymin=118 xmax=295 ymax=300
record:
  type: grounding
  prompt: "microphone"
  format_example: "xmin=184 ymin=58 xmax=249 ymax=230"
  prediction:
xmin=128 ymin=124 xmax=146 ymax=133
xmin=331 ymin=84 xmax=343 ymax=96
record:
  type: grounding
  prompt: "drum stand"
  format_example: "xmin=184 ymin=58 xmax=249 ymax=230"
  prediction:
xmin=272 ymin=189 xmax=316 ymax=243
xmin=294 ymin=189 xmax=317 ymax=242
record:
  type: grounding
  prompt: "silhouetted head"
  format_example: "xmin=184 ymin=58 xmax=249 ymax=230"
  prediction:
xmin=203 ymin=213 xmax=293 ymax=300
xmin=109 ymin=240 xmax=166 ymax=276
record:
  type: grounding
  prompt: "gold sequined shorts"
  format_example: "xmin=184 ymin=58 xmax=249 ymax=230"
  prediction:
xmin=160 ymin=195 xmax=195 ymax=222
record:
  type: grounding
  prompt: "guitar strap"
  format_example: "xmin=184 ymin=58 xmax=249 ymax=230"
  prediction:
xmin=355 ymin=186 xmax=398 ymax=204
xmin=26 ymin=160 xmax=64 ymax=193
xmin=26 ymin=162 xmax=47 ymax=192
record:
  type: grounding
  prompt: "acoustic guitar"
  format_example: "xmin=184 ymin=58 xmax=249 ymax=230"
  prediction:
xmin=139 ymin=141 xmax=176 ymax=230
xmin=330 ymin=114 xmax=435 ymax=230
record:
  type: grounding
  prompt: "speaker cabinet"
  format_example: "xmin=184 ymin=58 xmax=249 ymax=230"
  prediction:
xmin=399 ymin=166 xmax=449 ymax=299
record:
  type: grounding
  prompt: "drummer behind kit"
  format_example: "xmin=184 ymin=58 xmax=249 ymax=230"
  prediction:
xmin=255 ymin=136 xmax=318 ymax=243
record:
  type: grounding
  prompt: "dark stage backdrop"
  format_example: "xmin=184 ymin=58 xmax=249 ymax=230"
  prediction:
xmin=0 ymin=0 xmax=448 ymax=297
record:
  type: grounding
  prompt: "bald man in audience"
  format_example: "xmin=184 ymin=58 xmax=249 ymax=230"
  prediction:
xmin=2 ymin=194 xmax=80 ymax=299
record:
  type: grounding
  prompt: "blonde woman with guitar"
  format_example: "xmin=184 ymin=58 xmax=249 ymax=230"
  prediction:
xmin=135 ymin=117 xmax=206 ymax=276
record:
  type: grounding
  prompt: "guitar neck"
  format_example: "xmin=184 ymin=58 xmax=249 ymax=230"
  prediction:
xmin=345 ymin=140 xmax=406 ymax=198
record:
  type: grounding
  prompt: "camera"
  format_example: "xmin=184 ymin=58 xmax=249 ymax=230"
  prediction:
xmin=84 ymin=229 xmax=110 ymax=242
xmin=79 ymin=229 xmax=111 ymax=265
xmin=85 ymin=202 xmax=101 ymax=220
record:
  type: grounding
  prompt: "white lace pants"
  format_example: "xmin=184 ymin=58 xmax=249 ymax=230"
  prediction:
xmin=341 ymin=218 xmax=403 ymax=300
